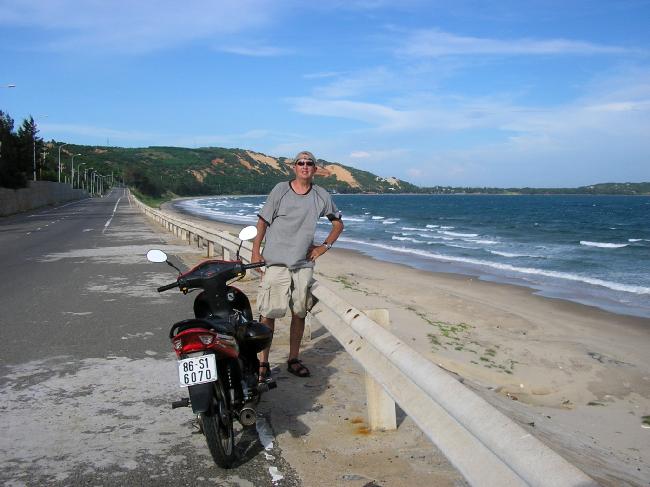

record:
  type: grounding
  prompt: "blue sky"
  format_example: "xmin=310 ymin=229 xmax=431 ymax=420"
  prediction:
xmin=1 ymin=0 xmax=649 ymax=187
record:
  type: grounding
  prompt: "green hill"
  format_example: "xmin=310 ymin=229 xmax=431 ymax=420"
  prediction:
xmin=41 ymin=142 xmax=650 ymax=200
xmin=47 ymin=144 xmax=417 ymax=198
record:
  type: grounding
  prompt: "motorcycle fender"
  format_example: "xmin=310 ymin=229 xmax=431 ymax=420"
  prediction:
xmin=188 ymin=382 xmax=214 ymax=413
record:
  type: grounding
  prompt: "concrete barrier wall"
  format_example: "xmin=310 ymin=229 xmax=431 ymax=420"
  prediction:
xmin=0 ymin=181 xmax=88 ymax=216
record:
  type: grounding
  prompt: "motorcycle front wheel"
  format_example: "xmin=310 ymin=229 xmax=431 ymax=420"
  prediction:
xmin=202 ymin=381 xmax=236 ymax=468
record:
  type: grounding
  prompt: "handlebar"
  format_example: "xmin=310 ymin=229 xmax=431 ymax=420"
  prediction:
xmin=157 ymin=281 xmax=179 ymax=293
xmin=156 ymin=261 xmax=264 ymax=293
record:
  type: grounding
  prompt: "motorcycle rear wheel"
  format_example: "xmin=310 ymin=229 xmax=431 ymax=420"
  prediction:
xmin=202 ymin=399 xmax=235 ymax=468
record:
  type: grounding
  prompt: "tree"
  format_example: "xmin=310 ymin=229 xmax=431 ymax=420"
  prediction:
xmin=16 ymin=116 xmax=44 ymax=184
xmin=123 ymin=166 xmax=163 ymax=197
xmin=0 ymin=110 xmax=26 ymax=188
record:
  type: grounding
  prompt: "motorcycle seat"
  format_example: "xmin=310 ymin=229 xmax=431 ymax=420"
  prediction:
xmin=169 ymin=318 xmax=234 ymax=339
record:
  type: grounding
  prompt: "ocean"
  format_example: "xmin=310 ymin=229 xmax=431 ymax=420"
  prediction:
xmin=175 ymin=194 xmax=650 ymax=319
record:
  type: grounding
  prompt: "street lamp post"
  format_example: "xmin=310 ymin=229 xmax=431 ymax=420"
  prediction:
xmin=85 ymin=167 xmax=94 ymax=194
xmin=71 ymin=153 xmax=81 ymax=188
xmin=95 ymin=173 xmax=107 ymax=196
xmin=58 ymin=144 xmax=68 ymax=183
xmin=41 ymin=151 xmax=48 ymax=179
xmin=76 ymin=163 xmax=86 ymax=189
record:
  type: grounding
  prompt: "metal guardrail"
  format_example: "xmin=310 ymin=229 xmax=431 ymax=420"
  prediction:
xmin=130 ymin=194 xmax=251 ymax=261
xmin=131 ymin=192 xmax=597 ymax=487
xmin=310 ymin=284 xmax=598 ymax=487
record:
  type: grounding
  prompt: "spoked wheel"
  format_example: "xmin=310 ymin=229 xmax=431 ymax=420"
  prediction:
xmin=202 ymin=382 xmax=236 ymax=468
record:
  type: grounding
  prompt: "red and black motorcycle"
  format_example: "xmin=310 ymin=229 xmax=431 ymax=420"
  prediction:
xmin=146 ymin=226 xmax=274 ymax=468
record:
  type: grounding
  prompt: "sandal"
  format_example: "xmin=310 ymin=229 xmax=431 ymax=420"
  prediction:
xmin=287 ymin=358 xmax=310 ymax=377
xmin=259 ymin=362 xmax=272 ymax=383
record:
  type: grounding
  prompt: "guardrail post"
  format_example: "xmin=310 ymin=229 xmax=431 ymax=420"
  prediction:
xmin=223 ymin=247 xmax=231 ymax=260
xmin=207 ymin=241 xmax=214 ymax=257
xmin=363 ymin=308 xmax=397 ymax=431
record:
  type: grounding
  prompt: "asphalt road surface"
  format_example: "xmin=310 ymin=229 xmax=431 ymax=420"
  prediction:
xmin=0 ymin=188 xmax=300 ymax=486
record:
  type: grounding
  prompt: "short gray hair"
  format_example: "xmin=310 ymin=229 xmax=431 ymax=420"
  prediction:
xmin=293 ymin=151 xmax=317 ymax=165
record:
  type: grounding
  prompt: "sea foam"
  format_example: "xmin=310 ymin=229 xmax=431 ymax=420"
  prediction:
xmin=580 ymin=241 xmax=629 ymax=249
xmin=489 ymin=250 xmax=543 ymax=258
xmin=338 ymin=237 xmax=650 ymax=295
xmin=442 ymin=231 xmax=478 ymax=238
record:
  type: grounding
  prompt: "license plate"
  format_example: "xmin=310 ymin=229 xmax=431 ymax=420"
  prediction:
xmin=178 ymin=355 xmax=217 ymax=387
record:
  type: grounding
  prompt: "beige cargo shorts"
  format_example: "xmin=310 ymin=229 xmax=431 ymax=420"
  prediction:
xmin=257 ymin=266 xmax=315 ymax=319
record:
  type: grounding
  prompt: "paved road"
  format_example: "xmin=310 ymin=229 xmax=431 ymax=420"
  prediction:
xmin=0 ymin=189 xmax=299 ymax=486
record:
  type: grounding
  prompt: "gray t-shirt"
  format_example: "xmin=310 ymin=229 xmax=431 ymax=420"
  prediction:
xmin=258 ymin=182 xmax=341 ymax=269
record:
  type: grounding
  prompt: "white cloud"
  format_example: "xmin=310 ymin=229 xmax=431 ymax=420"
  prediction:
xmin=397 ymin=28 xmax=630 ymax=58
xmin=0 ymin=0 xmax=278 ymax=53
xmin=179 ymin=129 xmax=274 ymax=147
xmin=586 ymin=100 xmax=650 ymax=112
xmin=291 ymin=66 xmax=650 ymax=140
xmin=41 ymin=122 xmax=280 ymax=149
xmin=289 ymin=66 xmax=650 ymax=186
xmin=412 ymin=73 xmax=650 ymax=185
xmin=217 ymin=44 xmax=292 ymax=57
xmin=289 ymin=97 xmax=413 ymax=129
xmin=290 ymin=93 xmax=532 ymax=132
xmin=41 ymin=123 xmax=157 ymax=141
xmin=313 ymin=67 xmax=397 ymax=98
xmin=303 ymin=71 xmax=342 ymax=80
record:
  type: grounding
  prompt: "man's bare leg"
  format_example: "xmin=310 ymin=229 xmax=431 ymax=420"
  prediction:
xmin=287 ymin=313 xmax=310 ymax=376
xmin=288 ymin=313 xmax=305 ymax=361
xmin=258 ymin=316 xmax=275 ymax=380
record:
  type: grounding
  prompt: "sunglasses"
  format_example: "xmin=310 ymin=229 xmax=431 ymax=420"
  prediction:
xmin=295 ymin=159 xmax=315 ymax=167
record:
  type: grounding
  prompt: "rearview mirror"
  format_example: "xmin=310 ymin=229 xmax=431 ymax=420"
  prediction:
xmin=146 ymin=249 xmax=168 ymax=263
xmin=238 ymin=225 xmax=257 ymax=242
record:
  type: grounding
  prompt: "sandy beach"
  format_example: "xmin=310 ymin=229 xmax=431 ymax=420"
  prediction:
xmin=163 ymin=201 xmax=650 ymax=486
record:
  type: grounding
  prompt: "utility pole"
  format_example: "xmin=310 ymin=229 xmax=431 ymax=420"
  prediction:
xmin=41 ymin=151 xmax=48 ymax=179
xmin=71 ymin=153 xmax=81 ymax=188
xmin=58 ymin=143 xmax=68 ymax=183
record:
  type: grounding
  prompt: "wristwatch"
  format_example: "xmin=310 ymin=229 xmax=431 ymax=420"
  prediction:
xmin=322 ymin=242 xmax=333 ymax=250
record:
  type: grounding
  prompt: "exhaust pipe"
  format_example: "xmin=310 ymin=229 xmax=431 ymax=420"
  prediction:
xmin=171 ymin=398 xmax=190 ymax=409
xmin=239 ymin=404 xmax=257 ymax=426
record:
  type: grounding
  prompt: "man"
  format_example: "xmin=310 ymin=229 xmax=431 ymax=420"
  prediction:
xmin=251 ymin=151 xmax=344 ymax=380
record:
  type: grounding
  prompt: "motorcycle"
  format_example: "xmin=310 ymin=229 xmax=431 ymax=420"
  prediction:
xmin=146 ymin=225 xmax=274 ymax=468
